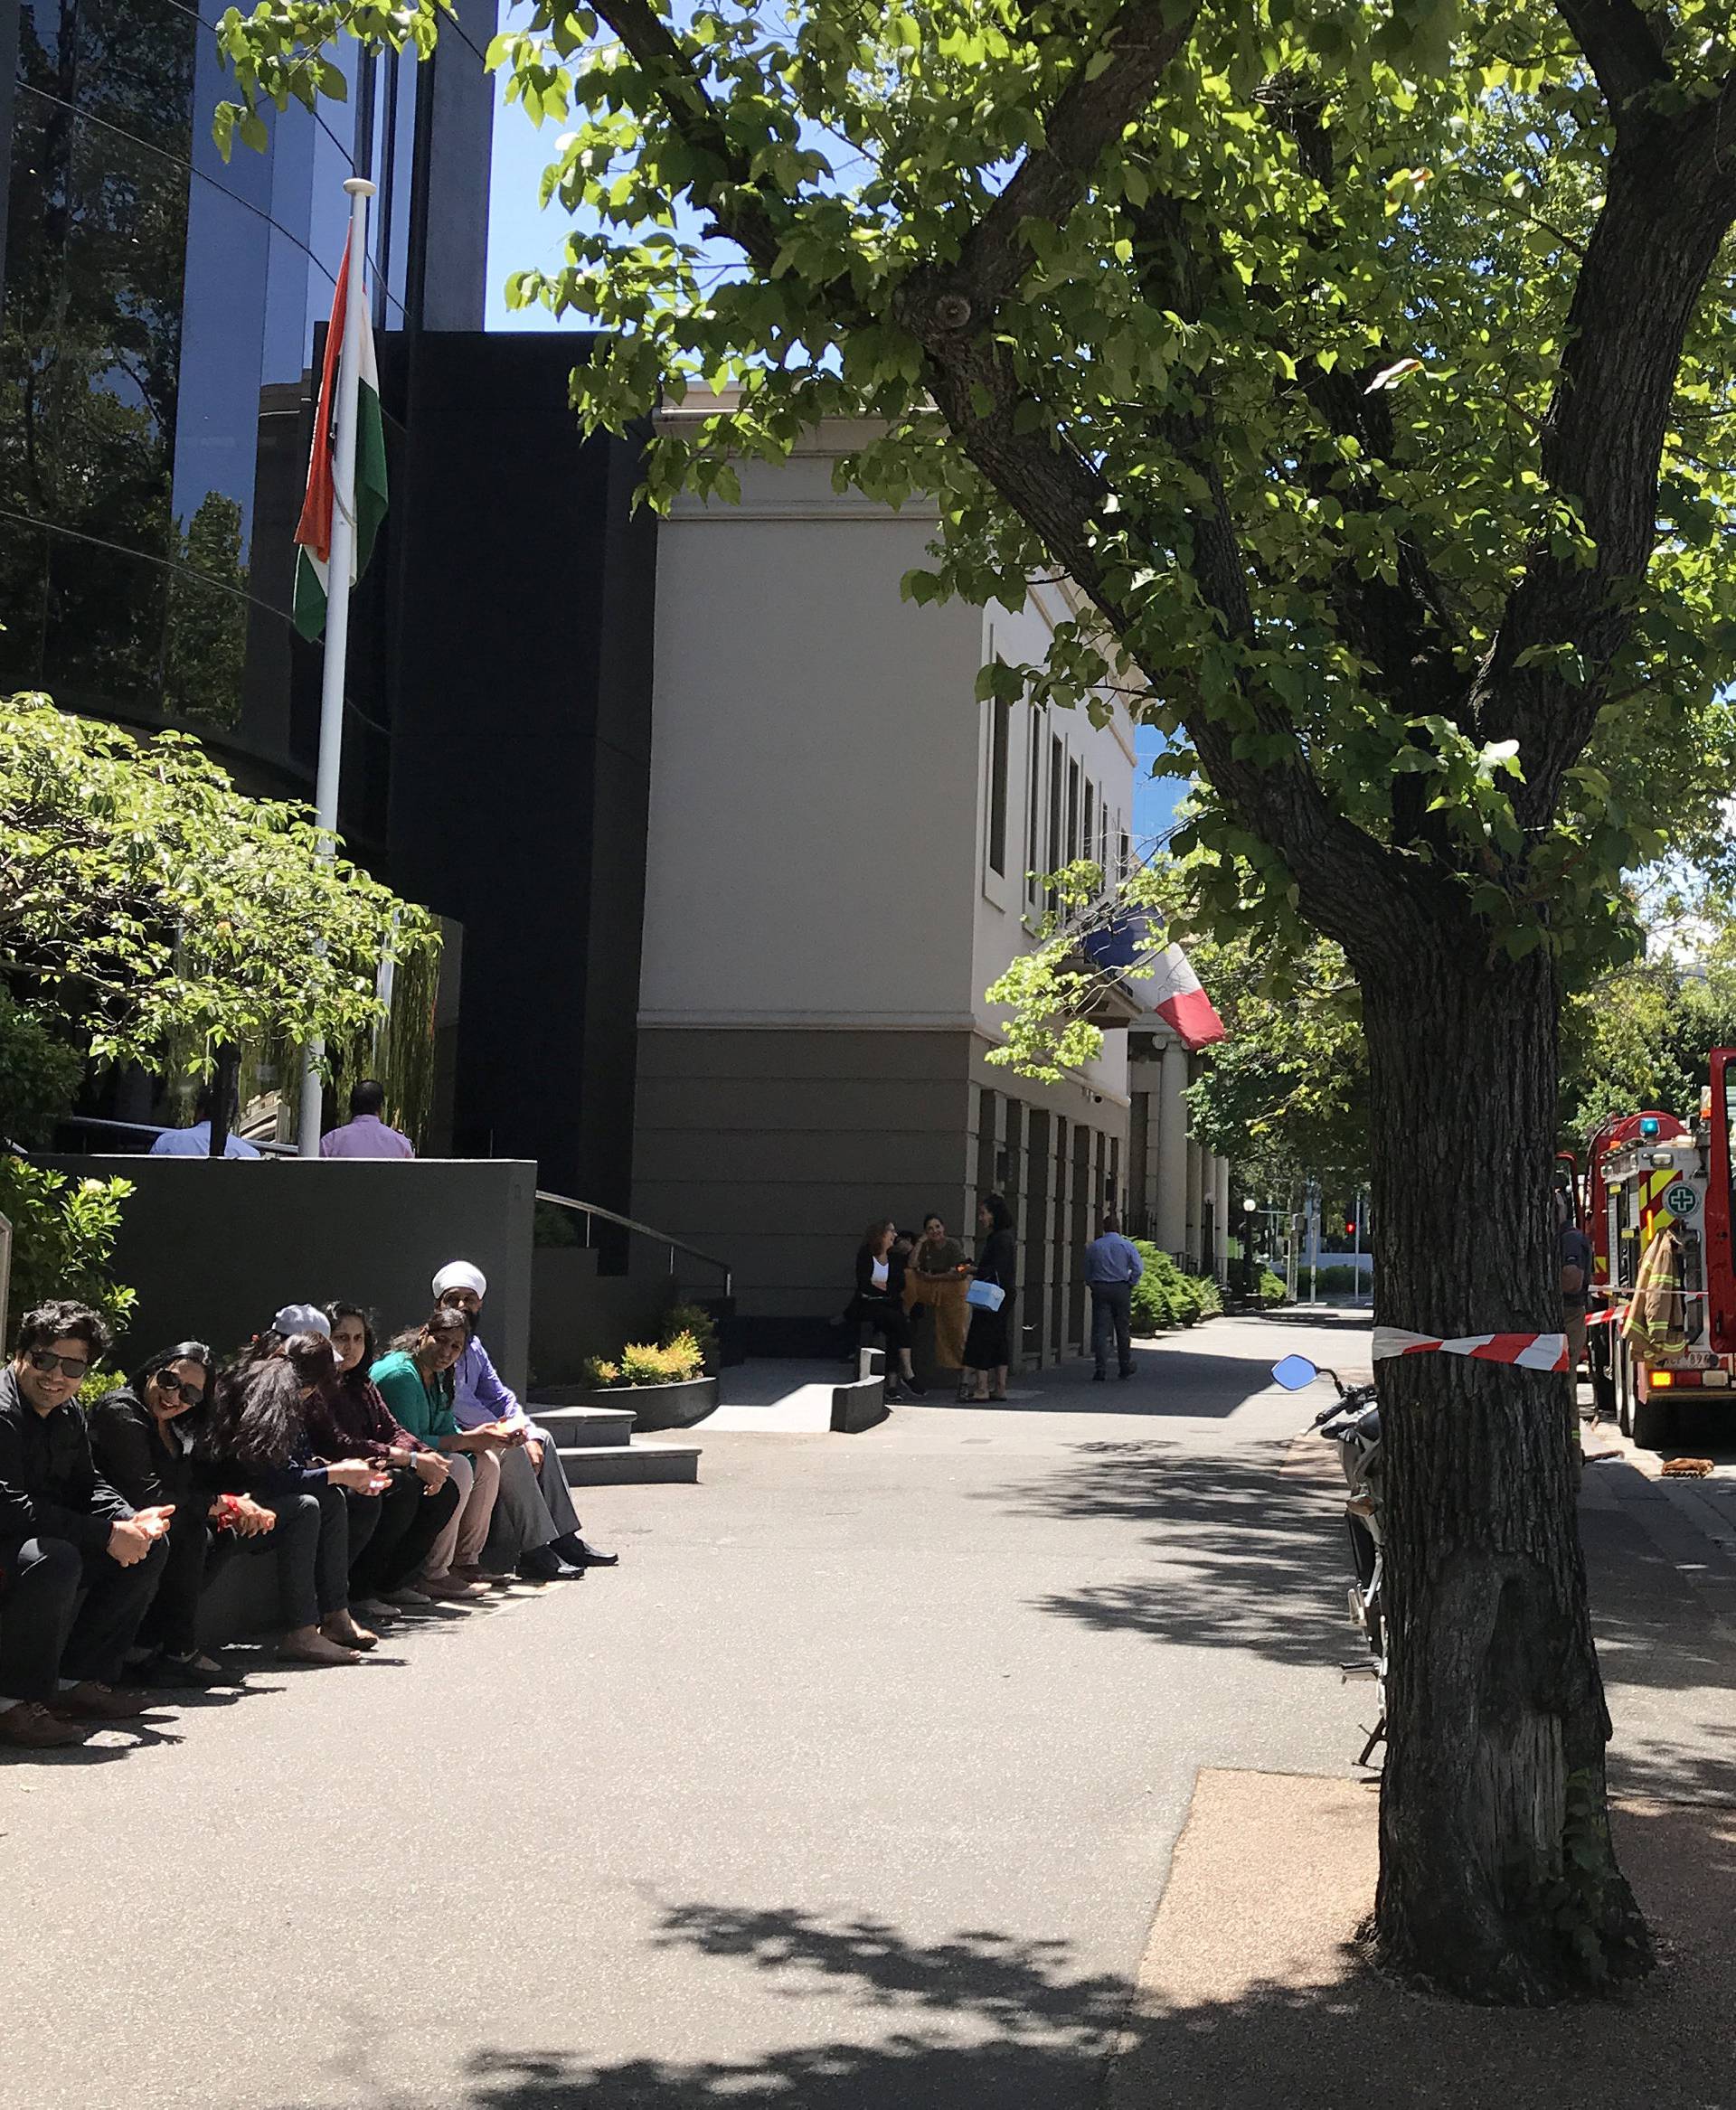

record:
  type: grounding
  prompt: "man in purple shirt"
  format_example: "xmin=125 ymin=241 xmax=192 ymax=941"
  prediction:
xmin=430 ymin=1261 xmax=618 ymax=1579
xmin=320 ymin=1080 xmax=415 ymax=1159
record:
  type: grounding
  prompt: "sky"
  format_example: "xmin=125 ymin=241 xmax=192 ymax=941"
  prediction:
xmin=486 ymin=93 xmax=1191 ymax=851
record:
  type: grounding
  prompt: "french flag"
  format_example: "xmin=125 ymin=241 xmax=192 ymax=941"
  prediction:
xmin=1149 ymin=942 xmax=1226 ymax=1050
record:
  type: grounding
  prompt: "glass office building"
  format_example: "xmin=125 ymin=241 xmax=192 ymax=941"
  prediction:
xmin=0 ymin=0 xmax=494 ymax=839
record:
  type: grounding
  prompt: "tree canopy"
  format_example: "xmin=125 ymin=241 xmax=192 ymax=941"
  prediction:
xmin=0 ymin=691 xmax=436 ymax=1072
xmin=222 ymin=0 xmax=1736 ymax=980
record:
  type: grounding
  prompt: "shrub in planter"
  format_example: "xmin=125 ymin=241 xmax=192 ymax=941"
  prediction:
xmin=662 ymin=1302 xmax=720 ymax=1375
xmin=1260 ymin=1269 xmax=1289 ymax=1305
xmin=1130 ymin=1243 xmax=1219 ymax=1331
xmin=584 ymin=1329 xmax=706 ymax=1389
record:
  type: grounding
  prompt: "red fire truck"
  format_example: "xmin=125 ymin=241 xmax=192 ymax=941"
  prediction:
xmin=1592 ymin=1060 xmax=1736 ymax=1449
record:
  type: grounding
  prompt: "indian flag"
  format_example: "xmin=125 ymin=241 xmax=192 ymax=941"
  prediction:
xmin=292 ymin=231 xmax=387 ymax=640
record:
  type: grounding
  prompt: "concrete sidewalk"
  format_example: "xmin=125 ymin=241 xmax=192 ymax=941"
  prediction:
xmin=0 ymin=1309 xmax=1728 ymax=2108
xmin=1109 ymin=1771 xmax=1735 ymax=2110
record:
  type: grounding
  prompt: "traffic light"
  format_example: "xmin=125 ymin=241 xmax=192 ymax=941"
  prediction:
xmin=1344 ymin=1217 xmax=1356 ymax=1239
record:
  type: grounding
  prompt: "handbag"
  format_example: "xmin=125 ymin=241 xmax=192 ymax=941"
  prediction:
xmin=966 ymin=1279 xmax=1005 ymax=1313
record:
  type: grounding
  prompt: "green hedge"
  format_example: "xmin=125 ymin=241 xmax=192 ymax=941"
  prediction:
xmin=1130 ymin=1241 xmax=1222 ymax=1331
xmin=1260 ymin=1268 xmax=1288 ymax=1305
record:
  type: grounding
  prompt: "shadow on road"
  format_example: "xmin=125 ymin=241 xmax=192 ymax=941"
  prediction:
xmin=263 ymin=1803 xmax=1736 ymax=2110
xmin=992 ymin=1436 xmax=1351 ymax=1667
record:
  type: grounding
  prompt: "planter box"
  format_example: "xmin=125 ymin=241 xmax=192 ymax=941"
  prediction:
xmin=542 ymin=1374 xmax=720 ymax=1430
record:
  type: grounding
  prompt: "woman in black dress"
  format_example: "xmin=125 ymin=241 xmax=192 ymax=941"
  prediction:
xmin=850 ymin=1220 xmax=924 ymax=1399
xmin=963 ymin=1193 xmax=1016 ymax=1402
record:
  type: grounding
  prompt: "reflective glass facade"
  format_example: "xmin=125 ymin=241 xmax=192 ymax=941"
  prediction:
xmin=0 ymin=0 xmax=492 ymax=833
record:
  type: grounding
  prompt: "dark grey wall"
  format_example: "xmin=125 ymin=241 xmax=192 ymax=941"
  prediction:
xmin=383 ymin=333 xmax=657 ymax=1209
xmin=528 ymin=1248 xmax=678 ymax=1387
xmin=42 ymin=1156 xmax=536 ymax=1391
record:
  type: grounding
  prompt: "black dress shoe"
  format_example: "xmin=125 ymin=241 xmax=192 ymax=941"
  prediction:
xmin=902 ymin=1380 xmax=927 ymax=1397
xmin=553 ymin=1532 xmax=618 ymax=1568
xmin=1092 ymin=1370 xmax=1107 ymax=1383
xmin=517 ymin=1544 xmax=567 ymax=1582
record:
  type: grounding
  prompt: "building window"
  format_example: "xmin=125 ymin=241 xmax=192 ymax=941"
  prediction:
xmin=1067 ymin=758 xmax=1080 ymax=863
xmin=1046 ymin=733 xmax=1063 ymax=908
xmin=1084 ymin=783 xmax=1097 ymax=877
xmin=987 ymin=693 xmax=1011 ymax=877
xmin=1025 ymin=713 xmax=1043 ymax=908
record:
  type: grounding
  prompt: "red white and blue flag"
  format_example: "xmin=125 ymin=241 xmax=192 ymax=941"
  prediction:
xmin=1149 ymin=942 xmax=1226 ymax=1050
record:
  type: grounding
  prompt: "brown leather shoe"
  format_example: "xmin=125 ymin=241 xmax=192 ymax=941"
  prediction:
xmin=52 ymin=1681 xmax=151 ymax=1720
xmin=0 ymin=1700 xmax=92 ymax=1747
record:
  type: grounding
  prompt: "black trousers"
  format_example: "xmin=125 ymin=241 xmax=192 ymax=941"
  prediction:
xmin=1090 ymin=1284 xmax=1134 ymax=1376
xmin=350 ymin=1469 xmax=459 ymax=1598
xmin=0 ymin=1532 xmax=167 ymax=1702
xmin=248 ymin=1484 xmax=363 ymax=1628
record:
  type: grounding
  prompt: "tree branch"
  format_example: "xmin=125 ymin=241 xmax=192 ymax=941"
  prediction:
xmin=588 ymin=0 xmax=788 ymax=278
xmin=1476 ymin=82 xmax=1736 ymax=823
xmin=940 ymin=0 xmax=1201 ymax=323
xmin=1554 ymin=0 xmax=1670 ymax=125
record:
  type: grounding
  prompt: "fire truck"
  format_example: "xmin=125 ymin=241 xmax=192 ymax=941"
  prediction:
xmin=1591 ymin=1057 xmax=1736 ymax=1450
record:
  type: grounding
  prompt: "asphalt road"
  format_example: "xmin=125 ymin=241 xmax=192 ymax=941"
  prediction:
xmin=0 ymin=1314 xmax=1533 ymax=2106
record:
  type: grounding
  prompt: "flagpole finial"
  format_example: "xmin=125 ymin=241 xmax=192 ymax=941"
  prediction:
xmin=344 ymin=176 xmax=377 ymax=198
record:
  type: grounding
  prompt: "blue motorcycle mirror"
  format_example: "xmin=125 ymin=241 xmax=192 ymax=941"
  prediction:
xmin=1270 ymin=1354 xmax=1318 ymax=1390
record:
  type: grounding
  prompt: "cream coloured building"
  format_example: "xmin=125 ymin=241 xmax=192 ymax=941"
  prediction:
xmin=632 ymin=401 xmax=1222 ymax=1361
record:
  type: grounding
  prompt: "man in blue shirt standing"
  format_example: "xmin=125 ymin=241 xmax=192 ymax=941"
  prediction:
xmin=1083 ymin=1213 xmax=1144 ymax=1382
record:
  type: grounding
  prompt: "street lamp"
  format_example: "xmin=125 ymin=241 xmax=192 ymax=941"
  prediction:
xmin=1241 ymin=1196 xmax=1258 ymax=1301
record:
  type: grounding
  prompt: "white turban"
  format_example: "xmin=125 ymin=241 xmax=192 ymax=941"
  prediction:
xmin=432 ymin=1260 xmax=487 ymax=1301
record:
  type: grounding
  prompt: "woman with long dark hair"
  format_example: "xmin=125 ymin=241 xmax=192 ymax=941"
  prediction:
xmin=304 ymin=1303 xmax=467 ymax=1613
xmin=200 ymin=1333 xmax=388 ymax=1663
xmin=87 ymin=1341 xmax=272 ymax=1687
xmin=369 ymin=1308 xmax=505 ymax=1597
xmin=962 ymin=1193 xmax=1017 ymax=1403
xmin=849 ymin=1220 xmax=923 ymax=1401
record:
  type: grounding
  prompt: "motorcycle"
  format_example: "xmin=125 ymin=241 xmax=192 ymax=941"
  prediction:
xmin=1271 ymin=1352 xmax=1386 ymax=1768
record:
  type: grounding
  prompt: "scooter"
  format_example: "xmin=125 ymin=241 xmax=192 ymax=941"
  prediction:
xmin=1272 ymin=1352 xmax=1386 ymax=1768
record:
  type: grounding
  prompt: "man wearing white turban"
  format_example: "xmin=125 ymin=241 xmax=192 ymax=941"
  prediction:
xmin=430 ymin=1261 xmax=617 ymax=1579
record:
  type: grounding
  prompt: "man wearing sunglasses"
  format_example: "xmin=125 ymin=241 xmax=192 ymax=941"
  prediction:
xmin=0 ymin=1300 xmax=172 ymax=1747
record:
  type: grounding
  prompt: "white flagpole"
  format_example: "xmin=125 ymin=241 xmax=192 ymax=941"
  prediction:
xmin=298 ymin=175 xmax=376 ymax=1158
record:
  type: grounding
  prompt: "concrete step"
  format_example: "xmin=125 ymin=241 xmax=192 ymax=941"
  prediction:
xmin=556 ymin=1440 xmax=701 ymax=1486
xmin=531 ymin=1402 xmax=636 ymax=1449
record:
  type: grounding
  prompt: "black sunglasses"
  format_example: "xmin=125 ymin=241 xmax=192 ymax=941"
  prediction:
xmin=152 ymin=1369 xmax=206 ymax=1408
xmin=26 ymin=1348 xmax=90 ymax=1381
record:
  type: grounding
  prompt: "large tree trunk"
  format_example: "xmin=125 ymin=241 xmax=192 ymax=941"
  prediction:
xmin=1359 ymin=937 xmax=1652 ymax=2002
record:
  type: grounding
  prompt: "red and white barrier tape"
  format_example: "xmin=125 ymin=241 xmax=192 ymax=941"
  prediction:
xmin=1372 ymin=1326 xmax=1567 ymax=1372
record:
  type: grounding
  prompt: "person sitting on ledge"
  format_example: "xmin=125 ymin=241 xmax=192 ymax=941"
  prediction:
xmin=199 ymin=1333 xmax=388 ymax=1665
xmin=87 ymin=1339 xmax=278 ymax=1689
xmin=319 ymin=1079 xmax=415 ymax=1160
xmin=369 ymin=1307 xmax=507 ymax=1597
xmin=306 ymin=1304 xmax=469 ymax=1612
xmin=432 ymin=1261 xmax=617 ymax=1579
xmin=0 ymin=1300 xmax=172 ymax=1747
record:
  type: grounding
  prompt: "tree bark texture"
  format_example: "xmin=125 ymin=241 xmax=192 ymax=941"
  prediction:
xmin=1360 ymin=937 xmax=1649 ymax=2001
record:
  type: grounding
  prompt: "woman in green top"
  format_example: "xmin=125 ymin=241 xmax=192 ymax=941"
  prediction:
xmin=370 ymin=1307 xmax=507 ymax=1599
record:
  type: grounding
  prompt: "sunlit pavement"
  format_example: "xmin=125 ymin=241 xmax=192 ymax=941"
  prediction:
xmin=0 ymin=1309 xmax=1722 ymax=2108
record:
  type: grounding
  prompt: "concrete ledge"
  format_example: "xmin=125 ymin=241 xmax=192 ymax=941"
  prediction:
xmin=537 ymin=1375 xmax=719 ymax=1430
xmin=555 ymin=1441 xmax=701 ymax=1485
xmin=830 ymin=1378 xmax=888 ymax=1433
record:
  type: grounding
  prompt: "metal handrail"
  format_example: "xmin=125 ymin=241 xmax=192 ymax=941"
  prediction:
xmin=534 ymin=1188 xmax=733 ymax=1299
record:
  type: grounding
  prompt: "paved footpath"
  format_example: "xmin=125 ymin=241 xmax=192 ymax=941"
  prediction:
xmin=0 ymin=1311 xmax=1719 ymax=2109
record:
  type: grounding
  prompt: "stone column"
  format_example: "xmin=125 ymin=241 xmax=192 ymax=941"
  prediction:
xmin=1156 ymin=1041 xmax=1189 ymax=1258
xmin=1185 ymin=1135 xmax=1203 ymax=1275
xmin=1213 ymin=1155 xmax=1231 ymax=1276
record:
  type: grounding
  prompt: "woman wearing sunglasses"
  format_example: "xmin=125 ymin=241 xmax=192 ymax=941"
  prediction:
xmin=86 ymin=1342 xmax=271 ymax=1686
